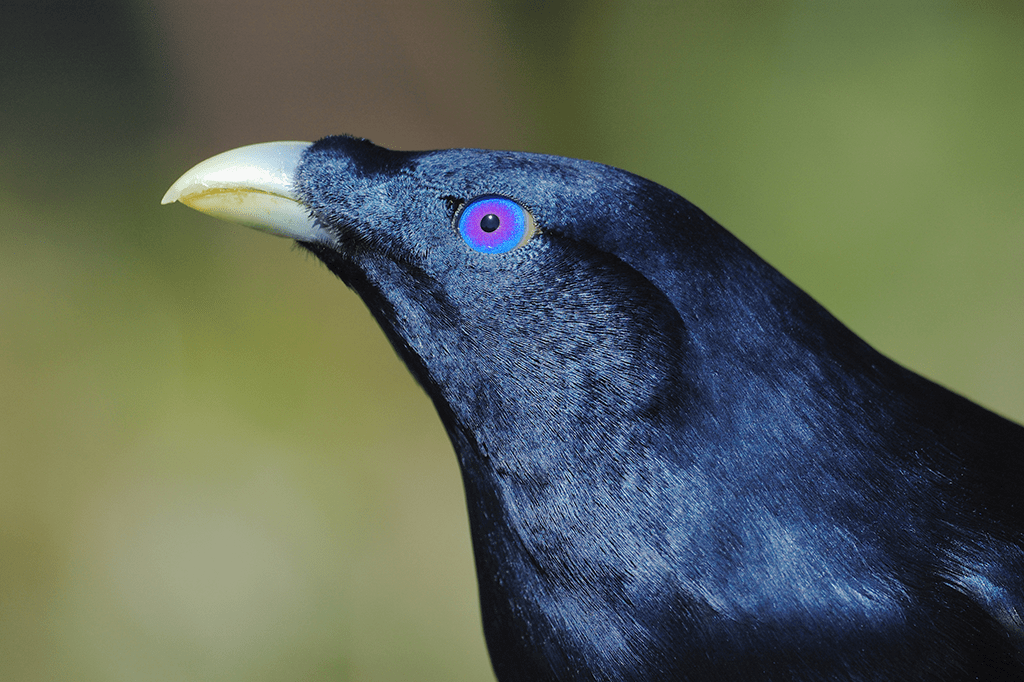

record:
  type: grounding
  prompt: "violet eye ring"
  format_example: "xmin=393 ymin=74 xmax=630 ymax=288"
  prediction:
xmin=456 ymin=195 xmax=537 ymax=254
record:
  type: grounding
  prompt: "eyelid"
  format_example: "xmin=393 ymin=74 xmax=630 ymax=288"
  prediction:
xmin=442 ymin=195 xmax=464 ymax=217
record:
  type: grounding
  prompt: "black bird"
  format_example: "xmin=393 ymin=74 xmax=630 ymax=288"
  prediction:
xmin=163 ymin=136 xmax=1024 ymax=681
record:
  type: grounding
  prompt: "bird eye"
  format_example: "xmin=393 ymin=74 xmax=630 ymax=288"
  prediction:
xmin=456 ymin=196 xmax=536 ymax=254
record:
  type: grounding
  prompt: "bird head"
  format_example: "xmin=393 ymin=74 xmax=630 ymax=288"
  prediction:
xmin=163 ymin=136 xmax=730 ymax=477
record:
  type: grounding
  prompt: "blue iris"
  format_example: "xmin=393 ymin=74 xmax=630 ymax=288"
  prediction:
xmin=457 ymin=196 xmax=536 ymax=254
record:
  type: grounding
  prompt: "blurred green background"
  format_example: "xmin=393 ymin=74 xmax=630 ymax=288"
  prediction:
xmin=1 ymin=1 xmax=1021 ymax=680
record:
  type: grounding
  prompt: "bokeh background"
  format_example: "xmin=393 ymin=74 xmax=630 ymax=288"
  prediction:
xmin=2 ymin=1 xmax=1022 ymax=680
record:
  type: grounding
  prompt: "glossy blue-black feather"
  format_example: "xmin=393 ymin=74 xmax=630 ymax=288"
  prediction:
xmin=295 ymin=135 xmax=1024 ymax=681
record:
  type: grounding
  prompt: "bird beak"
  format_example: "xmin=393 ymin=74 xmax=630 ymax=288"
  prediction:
xmin=161 ymin=141 xmax=328 ymax=243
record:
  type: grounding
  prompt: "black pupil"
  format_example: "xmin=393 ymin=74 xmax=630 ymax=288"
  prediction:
xmin=480 ymin=214 xmax=500 ymax=233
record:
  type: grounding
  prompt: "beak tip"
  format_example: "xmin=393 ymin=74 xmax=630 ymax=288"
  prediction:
xmin=161 ymin=174 xmax=194 ymax=205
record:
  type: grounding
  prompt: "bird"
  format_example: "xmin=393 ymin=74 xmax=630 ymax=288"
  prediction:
xmin=163 ymin=135 xmax=1024 ymax=681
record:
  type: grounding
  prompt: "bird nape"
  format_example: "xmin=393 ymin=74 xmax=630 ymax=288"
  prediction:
xmin=163 ymin=136 xmax=1024 ymax=682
